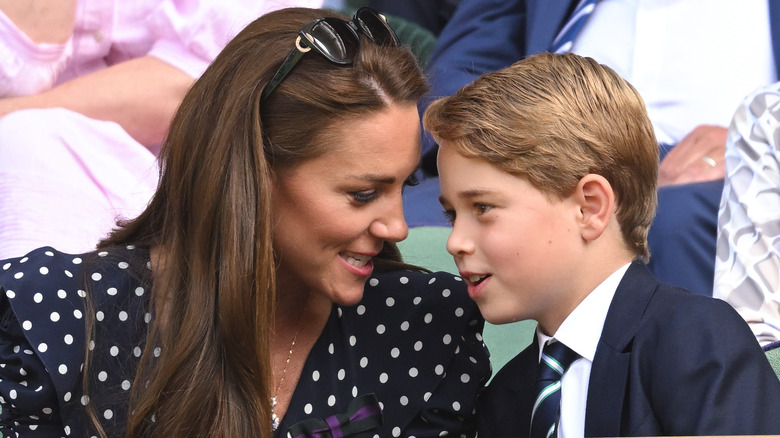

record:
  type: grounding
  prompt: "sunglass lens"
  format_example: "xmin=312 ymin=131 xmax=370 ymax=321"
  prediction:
xmin=354 ymin=8 xmax=399 ymax=47
xmin=308 ymin=18 xmax=359 ymax=64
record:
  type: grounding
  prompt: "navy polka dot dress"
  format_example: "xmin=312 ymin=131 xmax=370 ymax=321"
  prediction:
xmin=0 ymin=246 xmax=491 ymax=437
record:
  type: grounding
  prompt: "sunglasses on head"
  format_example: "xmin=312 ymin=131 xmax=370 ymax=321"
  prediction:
xmin=260 ymin=7 xmax=400 ymax=102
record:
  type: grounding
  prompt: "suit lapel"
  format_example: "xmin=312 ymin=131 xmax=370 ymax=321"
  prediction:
xmin=769 ymin=0 xmax=780 ymax=78
xmin=584 ymin=261 xmax=659 ymax=436
xmin=526 ymin=0 xmax=576 ymax=55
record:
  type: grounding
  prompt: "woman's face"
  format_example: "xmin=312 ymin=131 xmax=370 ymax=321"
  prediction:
xmin=272 ymin=103 xmax=421 ymax=306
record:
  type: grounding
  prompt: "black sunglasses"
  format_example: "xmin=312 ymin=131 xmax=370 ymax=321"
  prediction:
xmin=260 ymin=7 xmax=400 ymax=101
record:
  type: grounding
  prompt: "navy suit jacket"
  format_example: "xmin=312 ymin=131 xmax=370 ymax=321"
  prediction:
xmin=476 ymin=261 xmax=780 ymax=437
xmin=420 ymin=0 xmax=780 ymax=175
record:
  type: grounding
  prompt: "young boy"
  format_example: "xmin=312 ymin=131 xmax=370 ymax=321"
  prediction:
xmin=424 ymin=52 xmax=780 ymax=437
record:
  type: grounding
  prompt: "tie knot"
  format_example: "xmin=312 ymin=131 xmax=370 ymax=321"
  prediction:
xmin=538 ymin=341 xmax=579 ymax=382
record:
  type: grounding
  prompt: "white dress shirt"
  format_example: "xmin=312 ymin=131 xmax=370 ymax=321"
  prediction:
xmin=536 ymin=262 xmax=631 ymax=438
xmin=572 ymin=0 xmax=776 ymax=145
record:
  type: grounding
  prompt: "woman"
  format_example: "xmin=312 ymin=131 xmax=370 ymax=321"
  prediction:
xmin=0 ymin=7 xmax=489 ymax=438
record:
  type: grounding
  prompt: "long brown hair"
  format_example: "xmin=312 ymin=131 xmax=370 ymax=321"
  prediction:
xmin=91 ymin=7 xmax=428 ymax=437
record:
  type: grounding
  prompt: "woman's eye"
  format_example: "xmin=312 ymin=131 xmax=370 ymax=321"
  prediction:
xmin=351 ymin=190 xmax=378 ymax=204
xmin=403 ymin=173 xmax=419 ymax=188
xmin=442 ymin=209 xmax=455 ymax=224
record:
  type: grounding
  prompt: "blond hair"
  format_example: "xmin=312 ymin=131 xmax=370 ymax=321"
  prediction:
xmin=424 ymin=52 xmax=658 ymax=260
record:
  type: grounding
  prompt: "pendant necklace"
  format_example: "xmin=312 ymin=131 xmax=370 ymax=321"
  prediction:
xmin=271 ymin=296 xmax=309 ymax=432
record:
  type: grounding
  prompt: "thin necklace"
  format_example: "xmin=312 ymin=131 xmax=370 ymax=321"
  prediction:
xmin=271 ymin=296 xmax=309 ymax=431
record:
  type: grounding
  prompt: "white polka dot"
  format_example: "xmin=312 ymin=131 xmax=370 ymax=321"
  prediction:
xmin=64 ymin=270 xmax=73 ymax=278
xmin=424 ymin=392 xmax=432 ymax=401
xmin=134 ymin=347 xmax=142 ymax=357
xmin=77 ymin=289 xmax=86 ymax=298
xmin=91 ymin=272 xmax=102 ymax=281
xmin=57 ymin=289 xmax=67 ymax=299
xmin=13 ymin=272 xmax=23 ymax=279
xmin=73 ymin=309 xmax=83 ymax=319
xmin=98 ymin=251 xmax=108 ymax=257
xmin=33 ymin=293 xmax=43 ymax=303
xmin=376 ymin=324 xmax=385 ymax=334
xmin=360 ymin=357 xmax=369 ymax=368
xmin=118 ymin=262 xmax=129 ymax=269
xmin=328 ymin=395 xmax=336 ymax=406
xmin=455 ymin=308 xmax=464 ymax=317
xmin=50 ymin=312 xmax=60 ymax=322
xmin=461 ymin=373 xmax=471 ymax=383
xmin=399 ymin=277 xmax=409 ymax=284
xmin=64 ymin=334 xmax=73 ymax=345
xmin=42 ymin=407 xmax=52 ymax=414
xmin=96 ymin=311 xmax=104 ymax=321
xmin=414 ymin=341 xmax=423 ymax=351
xmin=413 ymin=297 xmax=422 ymax=305
xmin=107 ymin=287 xmax=117 ymax=296
xmin=357 ymin=305 xmax=366 ymax=315
xmin=122 ymin=380 xmax=132 ymax=390
xmin=368 ymin=278 xmax=379 ymax=287
xmin=428 ymin=277 xmax=436 ymax=284
xmin=337 ymin=369 xmax=346 ymax=380
xmin=312 ymin=370 xmax=320 ymax=381
xmin=452 ymin=401 xmax=461 ymax=411
xmin=352 ymin=386 xmax=358 ymax=397
xmin=39 ymin=267 xmax=49 ymax=275
xmin=304 ymin=403 xmax=313 ymax=414
xmin=72 ymin=258 xmax=82 ymax=265
xmin=98 ymin=371 xmax=108 ymax=382
xmin=9 ymin=389 xmax=16 ymax=399
xmin=328 ymin=343 xmax=335 ymax=354
xmin=119 ymin=311 xmax=128 ymax=321
xmin=475 ymin=332 xmax=483 ymax=341
xmin=104 ymin=409 xmax=113 ymax=420
xmin=19 ymin=257 xmax=28 ymax=263
xmin=22 ymin=321 xmax=32 ymax=331
xmin=400 ymin=321 xmax=410 ymax=331
xmin=386 ymin=297 xmax=395 ymax=307
xmin=400 ymin=396 xmax=408 ymax=406
xmin=379 ymin=373 xmax=388 ymax=383
xmin=5 ymin=290 xmax=14 ymax=299
xmin=391 ymin=348 xmax=400 ymax=358
xmin=442 ymin=288 xmax=451 ymax=297
xmin=2 ymin=263 xmax=10 ymax=270
xmin=153 ymin=347 xmax=161 ymax=357
xmin=349 ymin=336 xmax=357 ymax=346
xmin=393 ymin=427 xmax=401 ymax=437
xmin=38 ymin=343 xmax=47 ymax=353
xmin=144 ymin=313 xmax=152 ymax=323
xmin=89 ymin=340 xmax=95 ymax=351
xmin=81 ymin=395 xmax=90 ymax=406
xmin=443 ymin=334 xmax=452 ymax=345
xmin=424 ymin=313 xmax=433 ymax=324
xmin=135 ymin=287 xmax=145 ymax=296
xmin=409 ymin=367 xmax=418 ymax=377
xmin=59 ymin=364 xmax=68 ymax=375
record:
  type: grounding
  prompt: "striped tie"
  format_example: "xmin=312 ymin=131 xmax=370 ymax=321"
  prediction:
xmin=550 ymin=0 xmax=598 ymax=54
xmin=530 ymin=341 xmax=579 ymax=438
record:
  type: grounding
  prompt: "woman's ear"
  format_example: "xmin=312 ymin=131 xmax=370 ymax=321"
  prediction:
xmin=575 ymin=174 xmax=615 ymax=242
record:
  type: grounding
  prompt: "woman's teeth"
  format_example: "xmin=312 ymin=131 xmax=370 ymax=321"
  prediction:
xmin=343 ymin=253 xmax=371 ymax=267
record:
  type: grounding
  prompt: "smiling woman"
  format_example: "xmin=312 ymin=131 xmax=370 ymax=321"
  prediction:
xmin=0 ymin=7 xmax=490 ymax=438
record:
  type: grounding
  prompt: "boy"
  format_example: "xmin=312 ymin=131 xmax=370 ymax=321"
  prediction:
xmin=424 ymin=52 xmax=780 ymax=437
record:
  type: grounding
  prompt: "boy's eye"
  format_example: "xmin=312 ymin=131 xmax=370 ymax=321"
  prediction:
xmin=351 ymin=190 xmax=378 ymax=204
xmin=475 ymin=203 xmax=493 ymax=215
xmin=403 ymin=173 xmax=420 ymax=188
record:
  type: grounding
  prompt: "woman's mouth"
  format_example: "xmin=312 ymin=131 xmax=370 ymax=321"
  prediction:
xmin=340 ymin=251 xmax=375 ymax=277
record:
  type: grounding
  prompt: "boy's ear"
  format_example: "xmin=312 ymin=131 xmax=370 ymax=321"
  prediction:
xmin=575 ymin=174 xmax=615 ymax=242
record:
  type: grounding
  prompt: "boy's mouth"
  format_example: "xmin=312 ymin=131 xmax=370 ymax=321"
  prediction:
xmin=467 ymin=274 xmax=491 ymax=286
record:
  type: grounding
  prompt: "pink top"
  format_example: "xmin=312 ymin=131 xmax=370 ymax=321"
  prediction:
xmin=0 ymin=0 xmax=326 ymax=96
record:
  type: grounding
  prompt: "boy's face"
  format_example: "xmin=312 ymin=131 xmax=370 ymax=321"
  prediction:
xmin=438 ymin=144 xmax=586 ymax=333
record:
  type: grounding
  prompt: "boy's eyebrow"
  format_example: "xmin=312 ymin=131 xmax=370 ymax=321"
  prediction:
xmin=439 ymin=188 xmax=495 ymax=205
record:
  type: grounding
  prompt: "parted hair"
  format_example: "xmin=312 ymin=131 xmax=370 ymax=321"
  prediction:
xmin=423 ymin=52 xmax=658 ymax=260
xmin=88 ymin=7 xmax=428 ymax=438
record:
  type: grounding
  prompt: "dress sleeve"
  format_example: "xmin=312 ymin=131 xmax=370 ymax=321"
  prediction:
xmin=0 ymin=288 xmax=66 ymax=437
xmin=402 ymin=286 xmax=491 ymax=437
